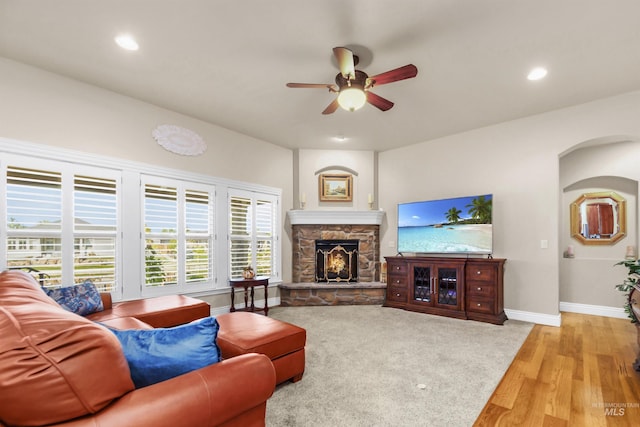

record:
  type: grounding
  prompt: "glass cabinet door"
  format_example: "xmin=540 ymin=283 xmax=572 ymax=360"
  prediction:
xmin=413 ymin=266 xmax=432 ymax=302
xmin=437 ymin=268 xmax=458 ymax=306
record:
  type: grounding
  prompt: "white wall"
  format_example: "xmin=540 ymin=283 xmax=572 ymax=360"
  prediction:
xmin=378 ymin=90 xmax=640 ymax=324
xmin=0 ymin=57 xmax=294 ymax=287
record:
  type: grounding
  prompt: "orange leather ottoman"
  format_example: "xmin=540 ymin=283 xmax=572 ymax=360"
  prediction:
xmin=216 ymin=312 xmax=306 ymax=385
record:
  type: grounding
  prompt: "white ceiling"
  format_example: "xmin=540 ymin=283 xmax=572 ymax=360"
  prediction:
xmin=1 ymin=1 xmax=640 ymax=152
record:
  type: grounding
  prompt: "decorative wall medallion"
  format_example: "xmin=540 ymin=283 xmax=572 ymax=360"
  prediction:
xmin=152 ymin=125 xmax=207 ymax=156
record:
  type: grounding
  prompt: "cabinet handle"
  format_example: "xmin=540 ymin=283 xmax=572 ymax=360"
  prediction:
xmin=477 ymin=303 xmax=482 ymax=307
xmin=396 ymin=293 xmax=401 ymax=297
xmin=476 ymin=271 xmax=481 ymax=275
xmin=477 ymin=287 xmax=482 ymax=291
xmin=396 ymin=279 xmax=401 ymax=284
xmin=396 ymin=266 xmax=400 ymax=270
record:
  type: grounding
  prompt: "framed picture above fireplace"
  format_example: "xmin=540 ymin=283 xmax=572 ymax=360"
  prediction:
xmin=319 ymin=174 xmax=352 ymax=202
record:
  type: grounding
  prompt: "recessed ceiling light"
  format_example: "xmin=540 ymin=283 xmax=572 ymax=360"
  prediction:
xmin=115 ymin=34 xmax=139 ymax=51
xmin=333 ymin=135 xmax=348 ymax=143
xmin=527 ymin=67 xmax=548 ymax=81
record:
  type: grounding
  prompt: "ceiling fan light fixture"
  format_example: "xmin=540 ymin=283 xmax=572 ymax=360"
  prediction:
xmin=337 ymin=87 xmax=366 ymax=112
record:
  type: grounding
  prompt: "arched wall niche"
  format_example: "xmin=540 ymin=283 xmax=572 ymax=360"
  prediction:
xmin=559 ymin=136 xmax=640 ymax=310
xmin=294 ymin=149 xmax=375 ymax=211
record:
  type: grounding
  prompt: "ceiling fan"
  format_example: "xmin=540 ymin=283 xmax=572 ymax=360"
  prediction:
xmin=286 ymin=47 xmax=418 ymax=114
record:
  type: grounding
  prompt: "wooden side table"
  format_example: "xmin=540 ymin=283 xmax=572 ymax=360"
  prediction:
xmin=229 ymin=276 xmax=269 ymax=316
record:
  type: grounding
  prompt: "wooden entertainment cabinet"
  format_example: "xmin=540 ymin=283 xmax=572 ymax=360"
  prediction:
xmin=384 ymin=256 xmax=506 ymax=325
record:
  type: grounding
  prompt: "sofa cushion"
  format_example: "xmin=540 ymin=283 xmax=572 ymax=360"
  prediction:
xmin=0 ymin=270 xmax=134 ymax=426
xmin=44 ymin=279 xmax=104 ymax=315
xmin=108 ymin=316 xmax=222 ymax=388
xmin=86 ymin=294 xmax=211 ymax=327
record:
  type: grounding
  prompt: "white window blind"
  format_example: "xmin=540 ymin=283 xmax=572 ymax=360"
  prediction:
xmin=255 ymin=198 xmax=274 ymax=277
xmin=144 ymin=184 xmax=178 ymax=287
xmin=185 ymin=189 xmax=212 ymax=283
xmin=142 ymin=176 xmax=215 ymax=294
xmin=6 ymin=166 xmax=63 ymax=285
xmin=4 ymin=162 xmax=120 ymax=291
xmin=73 ymin=175 xmax=117 ymax=291
xmin=229 ymin=195 xmax=251 ymax=277
xmin=228 ymin=190 xmax=277 ymax=279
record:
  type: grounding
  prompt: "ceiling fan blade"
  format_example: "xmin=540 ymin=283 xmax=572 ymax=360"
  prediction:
xmin=286 ymin=83 xmax=338 ymax=92
xmin=367 ymin=64 xmax=418 ymax=87
xmin=333 ymin=47 xmax=355 ymax=79
xmin=322 ymin=99 xmax=340 ymax=115
xmin=366 ymin=91 xmax=394 ymax=111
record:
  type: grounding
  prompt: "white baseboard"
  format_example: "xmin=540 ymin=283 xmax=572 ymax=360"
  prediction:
xmin=505 ymin=308 xmax=562 ymax=327
xmin=504 ymin=303 xmax=629 ymax=328
xmin=559 ymin=301 xmax=628 ymax=319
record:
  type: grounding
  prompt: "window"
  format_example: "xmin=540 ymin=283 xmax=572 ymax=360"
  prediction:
xmin=73 ymin=175 xmax=118 ymax=291
xmin=4 ymin=161 xmax=119 ymax=291
xmin=229 ymin=190 xmax=277 ymax=279
xmin=142 ymin=176 xmax=215 ymax=295
xmin=1 ymin=141 xmax=282 ymax=301
xmin=6 ymin=166 xmax=62 ymax=285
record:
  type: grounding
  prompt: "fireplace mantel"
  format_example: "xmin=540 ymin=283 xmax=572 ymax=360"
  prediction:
xmin=288 ymin=210 xmax=385 ymax=225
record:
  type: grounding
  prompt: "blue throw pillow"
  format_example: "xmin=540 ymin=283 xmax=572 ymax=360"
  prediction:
xmin=44 ymin=280 xmax=104 ymax=316
xmin=108 ymin=316 xmax=221 ymax=388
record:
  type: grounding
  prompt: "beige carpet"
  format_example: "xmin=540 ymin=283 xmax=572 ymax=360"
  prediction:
xmin=266 ymin=305 xmax=533 ymax=427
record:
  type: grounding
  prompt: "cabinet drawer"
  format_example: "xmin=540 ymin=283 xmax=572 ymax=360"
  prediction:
xmin=387 ymin=262 xmax=408 ymax=275
xmin=466 ymin=283 xmax=496 ymax=298
xmin=386 ymin=287 xmax=407 ymax=302
xmin=466 ymin=265 xmax=497 ymax=283
xmin=467 ymin=297 xmax=495 ymax=314
xmin=387 ymin=274 xmax=408 ymax=287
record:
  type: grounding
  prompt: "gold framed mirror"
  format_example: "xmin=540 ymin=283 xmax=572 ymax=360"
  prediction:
xmin=570 ymin=191 xmax=626 ymax=245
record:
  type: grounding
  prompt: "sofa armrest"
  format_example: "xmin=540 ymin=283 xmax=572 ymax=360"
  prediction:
xmin=99 ymin=292 xmax=112 ymax=310
xmin=53 ymin=353 xmax=276 ymax=427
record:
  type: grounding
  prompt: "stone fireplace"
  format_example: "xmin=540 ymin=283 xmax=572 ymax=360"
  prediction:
xmin=281 ymin=210 xmax=386 ymax=306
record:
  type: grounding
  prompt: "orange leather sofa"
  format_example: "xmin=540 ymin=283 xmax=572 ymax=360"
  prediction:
xmin=0 ymin=270 xmax=276 ymax=427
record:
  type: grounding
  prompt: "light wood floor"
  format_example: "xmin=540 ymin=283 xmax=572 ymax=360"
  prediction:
xmin=474 ymin=312 xmax=640 ymax=426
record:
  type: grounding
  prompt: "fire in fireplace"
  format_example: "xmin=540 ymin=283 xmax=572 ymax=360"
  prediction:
xmin=315 ymin=239 xmax=359 ymax=282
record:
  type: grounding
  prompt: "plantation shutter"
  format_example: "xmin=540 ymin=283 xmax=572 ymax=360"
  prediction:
xmin=5 ymin=163 xmax=121 ymax=291
xmin=229 ymin=195 xmax=252 ymax=278
xmin=142 ymin=176 xmax=215 ymax=293
xmin=185 ymin=189 xmax=212 ymax=283
xmin=144 ymin=184 xmax=178 ymax=287
xmin=6 ymin=166 xmax=63 ymax=285
xmin=255 ymin=198 xmax=274 ymax=276
xmin=73 ymin=175 xmax=118 ymax=291
xmin=228 ymin=191 xmax=277 ymax=279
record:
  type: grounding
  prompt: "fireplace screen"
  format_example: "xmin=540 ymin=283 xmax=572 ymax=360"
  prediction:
xmin=315 ymin=239 xmax=359 ymax=282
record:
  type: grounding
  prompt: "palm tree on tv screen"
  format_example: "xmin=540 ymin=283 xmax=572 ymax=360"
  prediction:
xmin=445 ymin=207 xmax=462 ymax=224
xmin=465 ymin=196 xmax=492 ymax=224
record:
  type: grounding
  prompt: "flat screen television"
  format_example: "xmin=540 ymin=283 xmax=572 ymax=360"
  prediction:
xmin=397 ymin=194 xmax=493 ymax=255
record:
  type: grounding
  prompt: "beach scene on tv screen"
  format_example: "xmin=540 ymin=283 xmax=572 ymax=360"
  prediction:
xmin=398 ymin=194 xmax=493 ymax=253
